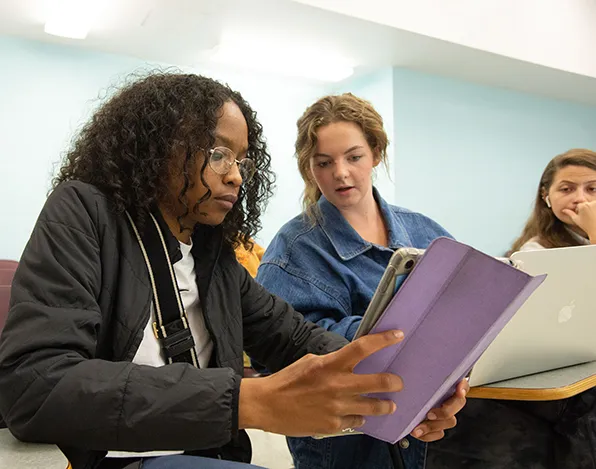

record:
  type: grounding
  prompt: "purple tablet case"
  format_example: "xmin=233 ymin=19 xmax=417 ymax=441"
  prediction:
xmin=353 ymin=237 xmax=546 ymax=443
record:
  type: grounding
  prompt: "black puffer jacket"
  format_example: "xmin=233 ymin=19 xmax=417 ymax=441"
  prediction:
xmin=0 ymin=181 xmax=347 ymax=469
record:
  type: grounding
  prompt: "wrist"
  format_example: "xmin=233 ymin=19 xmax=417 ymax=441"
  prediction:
xmin=238 ymin=377 xmax=270 ymax=431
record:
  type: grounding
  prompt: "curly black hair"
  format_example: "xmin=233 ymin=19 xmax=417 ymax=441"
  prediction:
xmin=53 ymin=71 xmax=275 ymax=248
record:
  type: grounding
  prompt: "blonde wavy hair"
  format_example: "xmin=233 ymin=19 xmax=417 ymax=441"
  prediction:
xmin=295 ymin=93 xmax=389 ymax=220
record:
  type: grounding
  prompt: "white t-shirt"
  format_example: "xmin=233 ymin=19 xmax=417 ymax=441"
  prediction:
xmin=108 ymin=240 xmax=213 ymax=458
xmin=133 ymin=240 xmax=213 ymax=368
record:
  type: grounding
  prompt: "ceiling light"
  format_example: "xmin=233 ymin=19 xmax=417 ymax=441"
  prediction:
xmin=44 ymin=0 xmax=95 ymax=39
xmin=208 ymin=39 xmax=354 ymax=83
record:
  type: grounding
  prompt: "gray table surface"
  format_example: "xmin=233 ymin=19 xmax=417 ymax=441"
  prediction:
xmin=0 ymin=428 xmax=67 ymax=468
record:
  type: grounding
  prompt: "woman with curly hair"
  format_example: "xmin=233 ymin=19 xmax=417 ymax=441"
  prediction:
xmin=0 ymin=73 xmax=406 ymax=469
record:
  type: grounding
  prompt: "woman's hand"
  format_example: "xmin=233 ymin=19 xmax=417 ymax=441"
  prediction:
xmin=239 ymin=330 xmax=405 ymax=436
xmin=410 ymin=378 xmax=469 ymax=442
xmin=563 ymin=200 xmax=596 ymax=243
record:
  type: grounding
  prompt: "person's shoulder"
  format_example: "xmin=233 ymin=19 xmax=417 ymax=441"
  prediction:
xmin=271 ymin=213 xmax=318 ymax=246
xmin=388 ymin=204 xmax=431 ymax=220
xmin=47 ymin=180 xmax=109 ymax=210
xmin=387 ymin=204 xmax=450 ymax=236
xmin=261 ymin=213 xmax=320 ymax=267
xmin=39 ymin=181 xmax=118 ymax=241
xmin=518 ymin=237 xmax=546 ymax=252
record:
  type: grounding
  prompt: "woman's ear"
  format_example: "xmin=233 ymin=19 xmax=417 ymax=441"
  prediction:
xmin=544 ymin=196 xmax=552 ymax=208
xmin=372 ymin=147 xmax=382 ymax=168
xmin=541 ymin=188 xmax=551 ymax=208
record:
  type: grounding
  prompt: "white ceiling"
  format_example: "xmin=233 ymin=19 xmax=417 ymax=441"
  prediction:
xmin=1 ymin=0 xmax=596 ymax=104
xmin=294 ymin=0 xmax=596 ymax=80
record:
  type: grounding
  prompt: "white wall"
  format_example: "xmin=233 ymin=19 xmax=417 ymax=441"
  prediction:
xmin=0 ymin=36 xmax=324 ymax=259
xmin=292 ymin=0 xmax=596 ymax=79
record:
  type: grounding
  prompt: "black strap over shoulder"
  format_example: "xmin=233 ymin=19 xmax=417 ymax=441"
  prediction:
xmin=126 ymin=211 xmax=199 ymax=368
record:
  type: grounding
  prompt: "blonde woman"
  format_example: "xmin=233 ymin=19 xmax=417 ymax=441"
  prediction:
xmin=256 ymin=94 xmax=468 ymax=469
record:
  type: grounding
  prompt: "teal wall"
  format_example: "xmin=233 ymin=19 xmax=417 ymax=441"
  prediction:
xmin=392 ymin=68 xmax=596 ymax=255
xmin=2 ymin=35 xmax=595 ymax=260
xmin=0 ymin=36 xmax=321 ymax=259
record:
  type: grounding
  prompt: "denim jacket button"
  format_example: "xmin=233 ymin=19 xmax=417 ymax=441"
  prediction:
xmin=399 ymin=438 xmax=410 ymax=449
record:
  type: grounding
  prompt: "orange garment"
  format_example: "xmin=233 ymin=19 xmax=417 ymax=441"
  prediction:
xmin=234 ymin=239 xmax=265 ymax=367
xmin=234 ymin=240 xmax=265 ymax=279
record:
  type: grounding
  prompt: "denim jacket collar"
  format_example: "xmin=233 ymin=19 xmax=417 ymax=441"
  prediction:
xmin=317 ymin=187 xmax=412 ymax=261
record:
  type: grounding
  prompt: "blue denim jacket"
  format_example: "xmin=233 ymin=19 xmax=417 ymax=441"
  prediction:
xmin=256 ymin=189 xmax=451 ymax=469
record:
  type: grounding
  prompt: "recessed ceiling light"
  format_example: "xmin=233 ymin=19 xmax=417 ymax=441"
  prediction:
xmin=44 ymin=0 xmax=94 ymax=39
xmin=208 ymin=36 xmax=355 ymax=83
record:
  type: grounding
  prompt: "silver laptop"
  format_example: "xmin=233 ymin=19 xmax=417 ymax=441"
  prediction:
xmin=468 ymin=244 xmax=596 ymax=387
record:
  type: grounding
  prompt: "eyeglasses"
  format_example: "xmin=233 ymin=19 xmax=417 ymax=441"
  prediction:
xmin=208 ymin=147 xmax=256 ymax=183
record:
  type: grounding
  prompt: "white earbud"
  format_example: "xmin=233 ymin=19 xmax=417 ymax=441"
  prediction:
xmin=545 ymin=196 xmax=552 ymax=208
